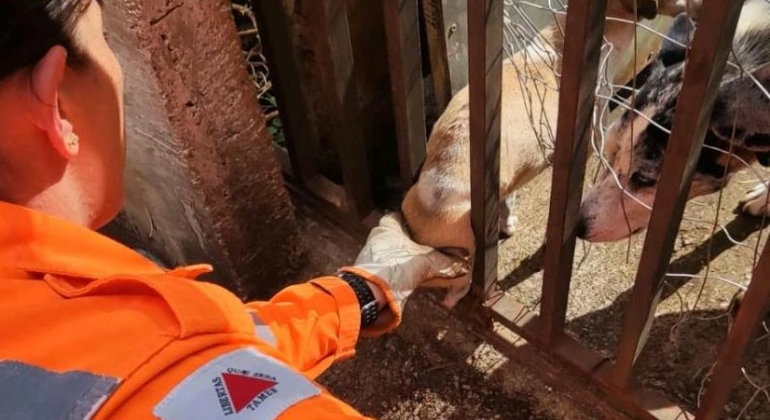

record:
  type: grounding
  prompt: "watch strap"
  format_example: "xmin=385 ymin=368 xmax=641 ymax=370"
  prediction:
xmin=336 ymin=271 xmax=380 ymax=329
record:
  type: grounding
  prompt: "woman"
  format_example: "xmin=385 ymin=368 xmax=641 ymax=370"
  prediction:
xmin=0 ymin=1 xmax=468 ymax=419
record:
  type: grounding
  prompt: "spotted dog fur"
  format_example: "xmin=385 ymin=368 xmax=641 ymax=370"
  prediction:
xmin=401 ymin=0 xmax=703 ymax=308
xmin=578 ymin=0 xmax=770 ymax=242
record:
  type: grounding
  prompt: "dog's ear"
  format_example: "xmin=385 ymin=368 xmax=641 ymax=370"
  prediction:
xmin=657 ymin=13 xmax=695 ymax=67
xmin=711 ymin=66 xmax=770 ymax=154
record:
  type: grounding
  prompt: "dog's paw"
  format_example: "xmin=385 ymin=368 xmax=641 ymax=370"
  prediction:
xmin=499 ymin=214 xmax=519 ymax=239
xmin=740 ymin=183 xmax=770 ymax=217
xmin=499 ymin=193 xmax=519 ymax=239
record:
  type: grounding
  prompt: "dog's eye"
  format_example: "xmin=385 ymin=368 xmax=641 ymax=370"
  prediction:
xmin=630 ymin=171 xmax=657 ymax=187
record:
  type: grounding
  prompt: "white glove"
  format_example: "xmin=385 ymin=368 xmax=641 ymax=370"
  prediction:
xmin=352 ymin=212 xmax=470 ymax=312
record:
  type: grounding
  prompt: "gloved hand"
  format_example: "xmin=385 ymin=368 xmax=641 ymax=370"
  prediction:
xmin=340 ymin=212 xmax=470 ymax=334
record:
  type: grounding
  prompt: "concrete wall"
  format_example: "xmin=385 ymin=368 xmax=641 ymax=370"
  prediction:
xmin=100 ymin=0 xmax=303 ymax=299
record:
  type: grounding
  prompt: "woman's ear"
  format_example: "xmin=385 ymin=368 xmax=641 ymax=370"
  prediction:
xmin=28 ymin=46 xmax=79 ymax=159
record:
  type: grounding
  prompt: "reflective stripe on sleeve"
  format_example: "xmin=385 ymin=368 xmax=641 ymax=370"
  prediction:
xmin=0 ymin=360 xmax=119 ymax=420
xmin=249 ymin=311 xmax=277 ymax=347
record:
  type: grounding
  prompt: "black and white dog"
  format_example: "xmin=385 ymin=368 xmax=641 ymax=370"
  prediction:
xmin=578 ymin=0 xmax=770 ymax=242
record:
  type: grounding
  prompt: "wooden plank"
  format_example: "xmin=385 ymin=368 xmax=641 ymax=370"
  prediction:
xmin=252 ymin=0 xmax=318 ymax=186
xmin=274 ymin=145 xmax=372 ymax=229
xmin=612 ymin=0 xmax=744 ymax=388
xmin=383 ymin=0 xmax=428 ymax=190
xmin=306 ymin=0 xmax=374 ymax=218
xmin=421 ymin=0 xmax=452 ymax=110
xmin=420 ymin=0 xmax=468 ymax=111
xmin=695 ymin=240 xmax=770 ymax=420
xmin=442 ymin=0 xmax=469 ymax=95
xmin=538 ymin=0 xmax=608 ymax=345
xmin=468 ymin=0 xmax=503 ymax=300
xmin=285 ymin=181 xmax=381 ymax=241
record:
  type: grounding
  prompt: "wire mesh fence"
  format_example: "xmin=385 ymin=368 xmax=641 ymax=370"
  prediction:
xmin=498 ymin=1 xmax=770 ymax=418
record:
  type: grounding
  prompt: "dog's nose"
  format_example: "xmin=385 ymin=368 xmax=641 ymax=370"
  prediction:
xmin=575 ymin=217 xmax=587 ymax=239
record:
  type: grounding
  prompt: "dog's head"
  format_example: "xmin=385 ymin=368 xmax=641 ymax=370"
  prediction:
xmin=578 ymin=10 xmax=770 ymax=243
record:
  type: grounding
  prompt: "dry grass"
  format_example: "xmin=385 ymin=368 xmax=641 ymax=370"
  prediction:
xmin=502 ymin=159 xmax=770 ymax=419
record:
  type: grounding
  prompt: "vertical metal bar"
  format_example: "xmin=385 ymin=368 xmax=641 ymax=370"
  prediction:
xmin=539 ymin=0 xmax=607 ymax=345
xmin=612 ymin=0 xmax=744 ymax=388
xmin=308 ymin=0 xmax=374 ymax=218
xmin=468 ymin=0 xmax=503 ymax=300
xmin=695 ymin=241 xmax=770 ymax=420
xmin=383 ymin=0 xmax=428 ymax=190
xmin=252 ymin=0 xmax=318 ymax=186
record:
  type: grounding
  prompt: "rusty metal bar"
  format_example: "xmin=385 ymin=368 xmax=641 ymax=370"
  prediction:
xmin=468 ymin=0 xmax=503 ymax=300
xmin=612 ymin=0 xmax=744 ymax=388
xmin=486 ymin=295 xmax=692 ymax=419
xmin=538 ymin=0 xmax=607 ymax=345
xmin=383 ymin=0 xmax=428 ymax=190
xmin=695 ymin=240 xmax=770 ymax=420
xmin=252 ymin=0 xmax=318 ymax=186
xmin=307 ymin=0 xmax=374 ymax=218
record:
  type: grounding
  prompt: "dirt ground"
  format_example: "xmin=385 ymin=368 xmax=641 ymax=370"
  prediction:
xmin=503 ymin=157 xmax=770 ymax=419
xmin=291 ymin=201 xmax=631 ymax=420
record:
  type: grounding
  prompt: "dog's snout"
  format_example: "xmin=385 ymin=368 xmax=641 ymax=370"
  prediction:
xmin=575 ymin=217 xmax=588 ymax=239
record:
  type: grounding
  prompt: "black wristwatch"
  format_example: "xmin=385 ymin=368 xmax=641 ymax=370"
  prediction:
xmin=336 ymin=271 xmax=380 ymax=329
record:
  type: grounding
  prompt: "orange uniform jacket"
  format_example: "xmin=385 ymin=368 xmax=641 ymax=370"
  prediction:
xmin=0 ymin=202 xmax=398 ymax=419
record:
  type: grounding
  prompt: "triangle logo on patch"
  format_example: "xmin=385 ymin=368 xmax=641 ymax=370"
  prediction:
xmin=222 ymin=372 xmax=278 ymax=413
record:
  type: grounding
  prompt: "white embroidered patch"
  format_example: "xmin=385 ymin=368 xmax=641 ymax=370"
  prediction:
xmin=154 ymin=348 xmax=320 ymax=420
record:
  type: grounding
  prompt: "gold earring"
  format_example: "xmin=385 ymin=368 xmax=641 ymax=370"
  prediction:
xmin=66 ymin=132 xmax=79 ymax=150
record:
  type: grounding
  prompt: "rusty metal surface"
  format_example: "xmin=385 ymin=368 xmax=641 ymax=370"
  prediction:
xmin=383 ymin=0 xmax=428 ymax=190
xmin=486 ymin=297 xmax=692 ymax=420
xmin=538 ymin=0 xmax=608 ymax=345
xmin=612 ymin=0 xmax=745 ymax=389
xmin=468 ymin=0 xmax=503 ymax=300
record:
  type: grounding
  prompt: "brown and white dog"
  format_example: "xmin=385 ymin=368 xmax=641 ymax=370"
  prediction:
xmin=402 ymin=0 xmax=699 ymax=307
xmin=577 ymin=0 xmax=770 ymax=243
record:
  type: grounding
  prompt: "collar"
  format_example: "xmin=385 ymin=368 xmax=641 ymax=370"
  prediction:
xmin=0 ymin=201 xmax=211 ymax=279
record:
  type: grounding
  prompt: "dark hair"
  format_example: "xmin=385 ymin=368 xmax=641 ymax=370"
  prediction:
xmin=0 ymin=0 xmax=90 ymax=80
